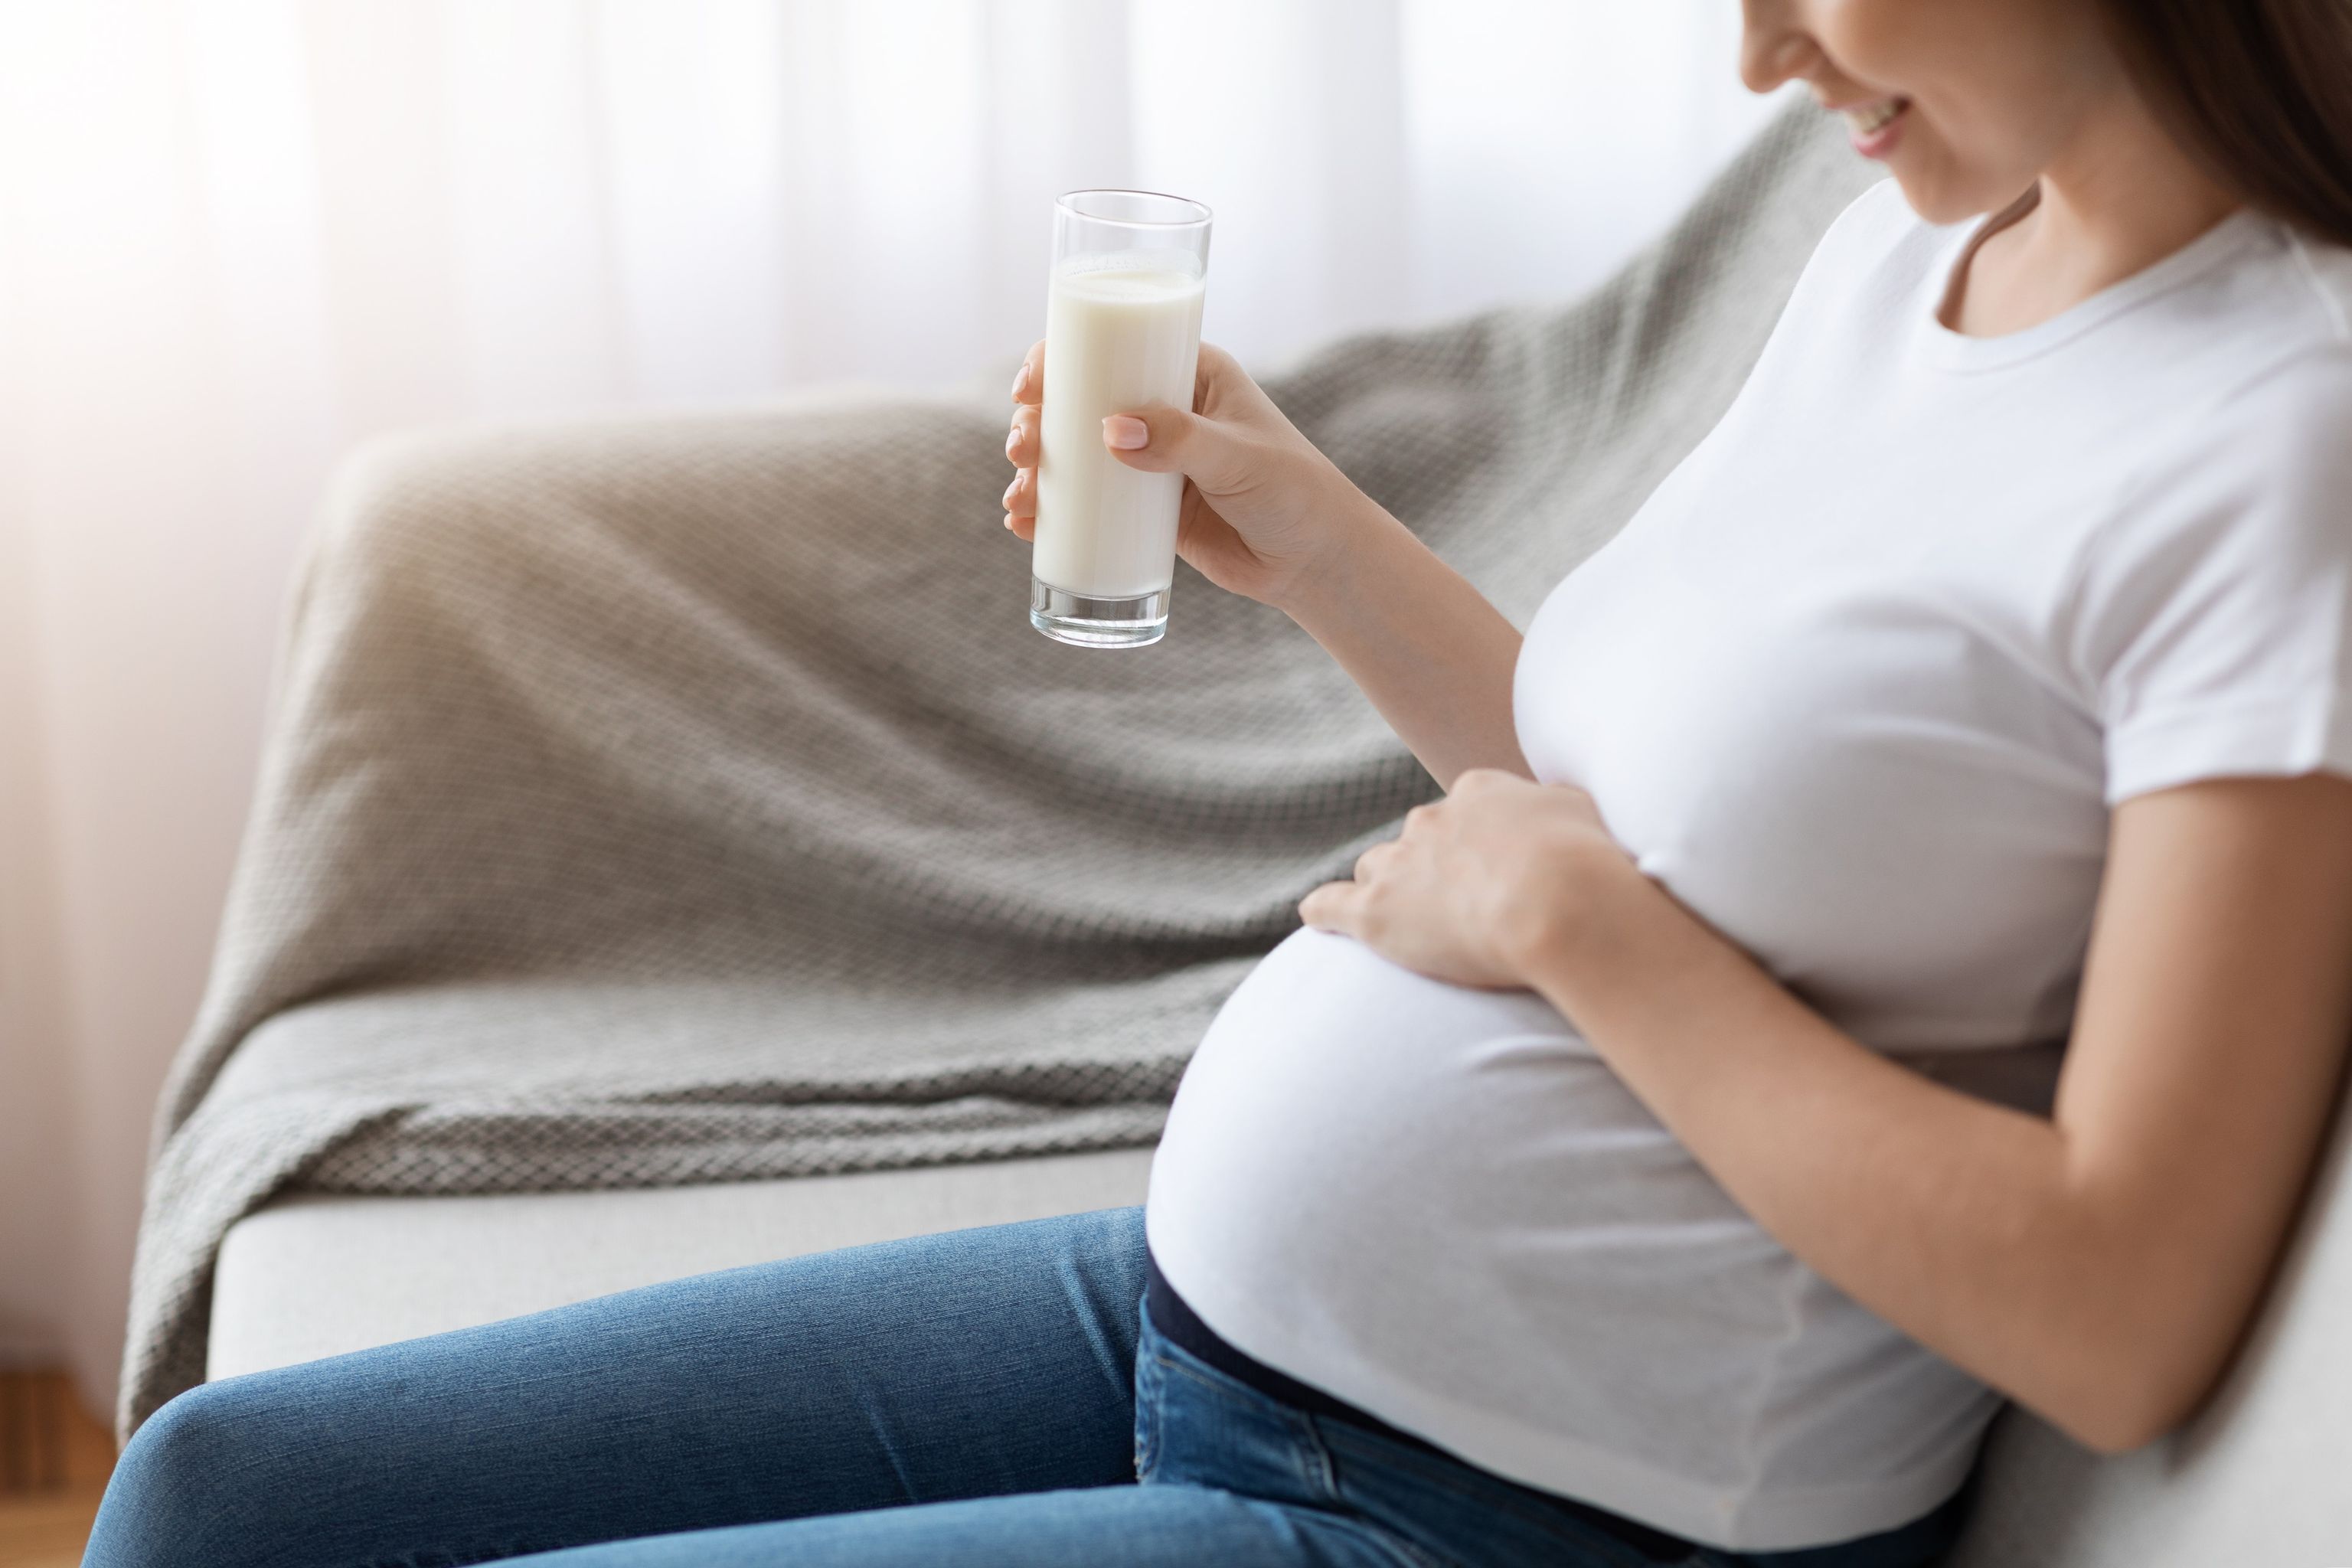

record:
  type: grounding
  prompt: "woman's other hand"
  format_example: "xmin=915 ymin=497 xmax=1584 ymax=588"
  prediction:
xmin=1001 ymin=339 xmax=1379 ymax=611
xmin=1298 ymin=771 xmax=1644 ymax=988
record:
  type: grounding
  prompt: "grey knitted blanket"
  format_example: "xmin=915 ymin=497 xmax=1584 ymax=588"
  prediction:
xmin=122 ymin=106 xmax=1876 ymax=1436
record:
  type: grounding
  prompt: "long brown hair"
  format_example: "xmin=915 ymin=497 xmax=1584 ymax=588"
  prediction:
xmin=2101 ymin=0 xmax=2352 ymax=246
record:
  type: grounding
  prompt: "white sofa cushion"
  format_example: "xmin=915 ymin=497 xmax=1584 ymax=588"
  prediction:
xmin=207 ymin=1148 xmax=1155 ymax=1381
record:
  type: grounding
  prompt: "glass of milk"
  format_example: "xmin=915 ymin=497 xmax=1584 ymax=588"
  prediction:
xmin=1030 ymin=190 xmax=1212 ymax=648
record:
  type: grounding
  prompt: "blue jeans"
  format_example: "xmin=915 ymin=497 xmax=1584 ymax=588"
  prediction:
xmin=88 ymin=1207 xmax=1965 ymax=1567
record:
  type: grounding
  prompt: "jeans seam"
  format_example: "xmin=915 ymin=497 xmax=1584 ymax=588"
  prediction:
xmin=1133 ymin=1345 xmax=1161 ymax=1481
xmin=1295 ymin=1410 xmax=1341 ymax=1503
xmin=1150 ymin=1349 xmax=1325 ymax=1453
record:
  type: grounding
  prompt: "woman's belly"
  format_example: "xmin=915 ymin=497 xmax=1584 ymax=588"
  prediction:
xmin=1144 ymin=928 xmax=1997 ymax=1551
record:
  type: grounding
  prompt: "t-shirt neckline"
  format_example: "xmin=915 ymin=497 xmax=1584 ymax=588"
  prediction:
xmin=1913 ymin=199 xmax=2272 ymax=374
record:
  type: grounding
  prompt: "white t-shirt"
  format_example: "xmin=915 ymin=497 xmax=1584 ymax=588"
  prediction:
xmin=1145 ymin=180 xmax=2352 ymax=1552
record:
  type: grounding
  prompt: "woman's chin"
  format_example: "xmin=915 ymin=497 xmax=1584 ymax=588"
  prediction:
xmin=1885 ymin=159 xmax=2029 ymax=229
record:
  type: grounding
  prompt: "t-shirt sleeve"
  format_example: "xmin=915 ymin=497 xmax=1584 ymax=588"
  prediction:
xmin=2068 ymin=345 xmax=2352 ymax=804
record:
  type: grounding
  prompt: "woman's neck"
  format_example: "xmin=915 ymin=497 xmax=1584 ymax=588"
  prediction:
xmin=1945 ymin=83 xmax=2243 ymax=338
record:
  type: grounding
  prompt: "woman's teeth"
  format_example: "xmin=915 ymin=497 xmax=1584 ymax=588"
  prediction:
xmin=1845 ymin=98 xmax=1908 ymax=137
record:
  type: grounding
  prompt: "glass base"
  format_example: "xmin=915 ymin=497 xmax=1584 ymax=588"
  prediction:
xmin=1030 ymin=579 xmax=1170 ymax=648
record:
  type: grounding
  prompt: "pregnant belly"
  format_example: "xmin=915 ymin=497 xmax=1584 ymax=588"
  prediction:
xmin=1146 ymin=927 xmax=1793 ymax=1373
xmin=1142 ymin=929 xmax=1980 ymax=1508
xmin=1152 ymin=929 xmax=1667 ymax=1265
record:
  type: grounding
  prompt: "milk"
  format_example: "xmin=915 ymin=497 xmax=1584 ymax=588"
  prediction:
xmin=1033 ymin=264 xmax=1207 ymax=601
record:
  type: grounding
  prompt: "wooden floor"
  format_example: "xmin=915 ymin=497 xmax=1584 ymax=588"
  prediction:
xmin=0 ymin=1372 xmax=114 ymax=1568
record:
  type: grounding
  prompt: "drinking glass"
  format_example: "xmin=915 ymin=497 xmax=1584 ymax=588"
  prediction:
xmin=1029 ymin=190 xmax=1213 ymax=648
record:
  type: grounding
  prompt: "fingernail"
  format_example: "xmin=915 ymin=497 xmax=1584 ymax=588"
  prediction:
xmin=1004 ymin=426 xmax=1020 ymax=458
xmin=1001 ymin=475 xmax=1021 ymax=506
xmin=1102 ymin=415 xmax=1148 ymax=450
xmin=1003 ymin=513 xmax=1015 ymax=530
xmin=1011 ymin=364 xmax=1030 ymax=398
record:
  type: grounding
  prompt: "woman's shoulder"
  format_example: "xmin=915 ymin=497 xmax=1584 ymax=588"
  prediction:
xmin=2190 ymin=338 xmax=2352 ymax=519
xmin=2162 ymin=214 xmax=2352 ymax=384
xmin=2225 ymin=332 xmax=2352 ymax=420
xmin=2143 ymin=326 xmax=2352 ymax=498
xmin=2276 ymin=224 xmax=2352 ymax=346
xmin=2087 ymin=341 xmax=2352 ymax=598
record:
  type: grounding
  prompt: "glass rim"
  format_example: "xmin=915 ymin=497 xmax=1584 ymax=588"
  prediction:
xmin=1054 ymin=188 xmax=1213 ymax=230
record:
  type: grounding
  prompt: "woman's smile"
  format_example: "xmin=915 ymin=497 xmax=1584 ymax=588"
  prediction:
xmin=1834 ymin=94 xmax=1912 ymax=158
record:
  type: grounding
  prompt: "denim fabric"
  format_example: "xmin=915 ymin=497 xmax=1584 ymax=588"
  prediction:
xmin=87 ymin=1207 xmax=1965 ymax=1567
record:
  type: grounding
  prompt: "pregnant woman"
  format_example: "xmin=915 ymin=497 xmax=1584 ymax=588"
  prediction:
xmin=89 ymin=2 xmax=2352 ymax=1565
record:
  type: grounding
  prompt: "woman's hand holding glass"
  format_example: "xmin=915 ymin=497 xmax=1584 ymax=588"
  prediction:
xmin=1001 ymin=338 xmax=1380 ymax=614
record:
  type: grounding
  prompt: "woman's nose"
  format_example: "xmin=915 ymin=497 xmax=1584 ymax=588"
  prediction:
xmin=1737 ymin=0 xmax=1817 ymax=94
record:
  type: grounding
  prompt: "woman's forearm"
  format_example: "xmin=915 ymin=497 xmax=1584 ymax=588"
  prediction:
xmin=1279 ymin=495 xmax=1528 ymax=789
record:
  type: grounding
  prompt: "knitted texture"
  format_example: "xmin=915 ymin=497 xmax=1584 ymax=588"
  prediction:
xmin=121 ymin=106 xmax=1877 ymax=1437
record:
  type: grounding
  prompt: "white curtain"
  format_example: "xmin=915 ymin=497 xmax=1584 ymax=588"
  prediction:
xmin=0 ymin=0 xmax=1782 ymax=1409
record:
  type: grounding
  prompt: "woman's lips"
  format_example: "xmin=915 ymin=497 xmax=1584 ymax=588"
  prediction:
xmin=1842 ymin=96 xmax=1912 ymax=158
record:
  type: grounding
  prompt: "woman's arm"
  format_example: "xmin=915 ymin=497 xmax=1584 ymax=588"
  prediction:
xmin=1002 ymin=341 xmax=1527 ymax=786
xmin=1303 ymin=770 xmax=2352 ymax=1452
xmin=1263 ymin=488 xmax=1529 ymax=788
